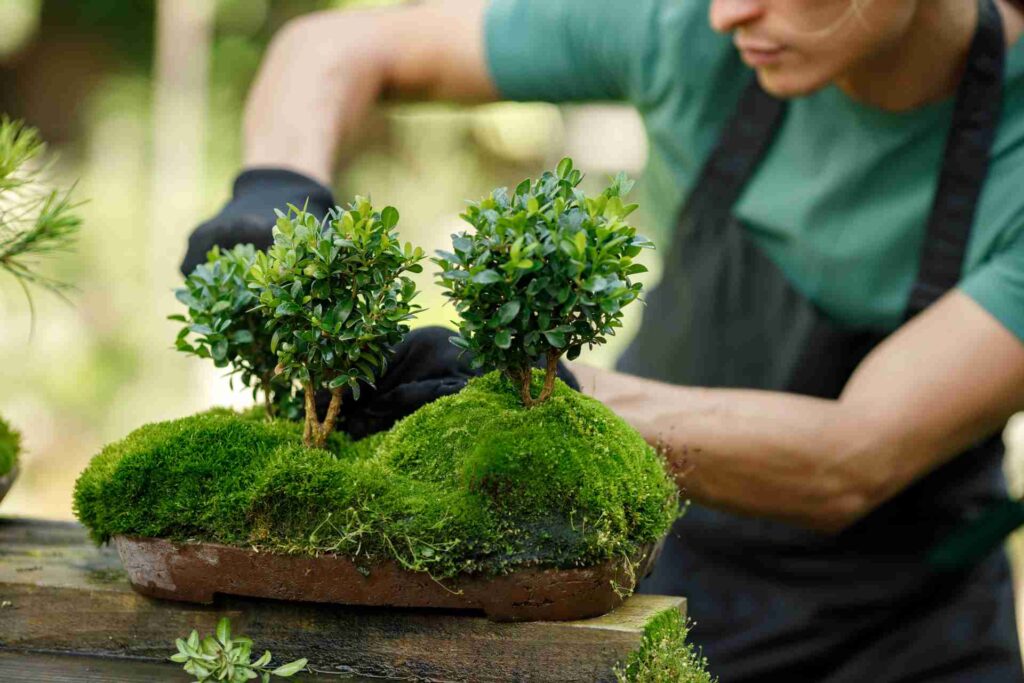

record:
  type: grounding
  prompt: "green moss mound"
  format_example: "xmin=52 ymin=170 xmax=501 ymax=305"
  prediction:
xmin=615 ymin=609 xmax=716 ymax=683
xmin=0 ymin=415 xmax=19 ymax=477
xmin=74 ymin=371 xmax=678 ymax=578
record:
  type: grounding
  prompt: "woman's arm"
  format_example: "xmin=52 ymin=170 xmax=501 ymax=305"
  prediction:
xmin=571 ymin=290 xmax=1024 ymax=533
xmin=243 ymin=0 xmax=496 ymax=185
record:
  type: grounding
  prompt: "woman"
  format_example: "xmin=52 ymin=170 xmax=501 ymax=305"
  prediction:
xmin=183 ymin=1 xmax=1024 ymax=679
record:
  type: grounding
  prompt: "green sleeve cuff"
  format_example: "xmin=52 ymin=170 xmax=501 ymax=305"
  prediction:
xmin=960 ymin=250 xmax=1024 ymax=343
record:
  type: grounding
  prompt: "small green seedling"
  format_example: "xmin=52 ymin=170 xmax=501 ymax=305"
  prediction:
xmin=172 ymin=245 xmax=289 ymax=419
xmin=249 ymin=199 xmax=424 ymax=448
xmin=435 ymin=158 xmax=653 ymax=406
xmin=171 ymin=617 xmax=307 ymax=682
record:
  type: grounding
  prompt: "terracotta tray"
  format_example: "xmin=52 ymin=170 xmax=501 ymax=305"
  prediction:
xmin=114 ymin=535 xmax=660 ymax=622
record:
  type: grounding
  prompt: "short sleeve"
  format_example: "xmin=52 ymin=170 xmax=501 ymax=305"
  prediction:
xmin=484 ymin=0 xmax=660 ymax=103
xmin=960 ymin=226 xmax=1024 ymax=343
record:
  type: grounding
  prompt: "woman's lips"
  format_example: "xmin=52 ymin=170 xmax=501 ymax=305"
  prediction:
xmin=735 ymin=39 xmax=786 ymax=66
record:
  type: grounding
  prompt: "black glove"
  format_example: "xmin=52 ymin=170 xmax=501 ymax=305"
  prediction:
xmin=180 ymin=168 xmax=334 ymax=276
xmin=318 ymin=326 xmax=580 ymax=440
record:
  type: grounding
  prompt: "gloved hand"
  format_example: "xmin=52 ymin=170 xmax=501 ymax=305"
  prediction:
xmin=320 ymin=326 xmax=580 ymax=440
xmin=180 ymin=168 xmax=334 ymax=276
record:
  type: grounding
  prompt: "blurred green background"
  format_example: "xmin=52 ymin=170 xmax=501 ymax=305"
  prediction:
xmin=0 ymin=0 xmax=1020 ymax=652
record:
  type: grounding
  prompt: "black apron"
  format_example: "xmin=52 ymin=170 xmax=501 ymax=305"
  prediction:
xmin=618 ymin=2 xmax=1024 ymax=680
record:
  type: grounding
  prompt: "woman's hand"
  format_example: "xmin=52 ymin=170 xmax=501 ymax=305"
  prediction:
xmin=329 ymin=326 xmax=579 ymax=439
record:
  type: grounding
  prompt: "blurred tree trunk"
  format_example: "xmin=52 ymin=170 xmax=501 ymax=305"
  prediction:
xmin=149 ymin=0 xmax=212 ymax=291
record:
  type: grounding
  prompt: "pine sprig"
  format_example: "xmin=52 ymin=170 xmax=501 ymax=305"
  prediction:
xmin=0 ymin=117 xmax=81 ymax=305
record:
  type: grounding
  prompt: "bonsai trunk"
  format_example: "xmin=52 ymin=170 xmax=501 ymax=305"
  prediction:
xmin=261 ymin=374 xmax=276 ymax=420
xmin=513 ymin=350 xmax=561 ymax=408
xmin=302 ymin=381 xmax=343 ymax=449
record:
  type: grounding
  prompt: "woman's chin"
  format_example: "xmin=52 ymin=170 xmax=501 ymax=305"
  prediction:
xmin=754 ymin=67 xmax=830 ymax=100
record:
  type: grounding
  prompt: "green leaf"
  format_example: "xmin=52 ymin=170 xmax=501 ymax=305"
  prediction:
xmin=216 ymin=618 xmax=231 ymax=646
xmin=381 ymin=206 xmax=399 ymax=229
xmin=497 ymin=301 xmax=520 ymax=325
xmin=212 ymin=340 xmax=229 ymax=363
xmin=556 ymin=157 xmax=573 ymax=178
xmin=543 ymin=330 xmax=566 ymax=348
xmin=574 ymin=231 xmax=587 ymax=256
xmin=471 ymin=269 xmax=502 ymax=284
xmin=271 ymin=659 xmax=308 ymax=677
xmin=494 ymin=329 xmax=512 ymax=349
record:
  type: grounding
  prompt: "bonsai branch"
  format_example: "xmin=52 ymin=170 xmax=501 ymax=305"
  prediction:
xmin=302 ymin=381 xmax=343 ymax=449
xmin=261 ymin=372 xmax=276 ymax=420
xmin=512 ymin=350 xmax=562 ymax=408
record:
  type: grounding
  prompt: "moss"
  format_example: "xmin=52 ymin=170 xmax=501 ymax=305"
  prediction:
xmin=615 ymin=609 xmax=716 ymax=683
xmin=74 ymin=371 xmax=678 ymax=578
xmin=0 ymin=415 xmax=19 ymax=477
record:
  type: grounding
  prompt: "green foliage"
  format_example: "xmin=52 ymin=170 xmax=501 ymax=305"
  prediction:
xmin=615 ymin=609 xmax=716 ymax=683
xmin=0 ymin=117 xmax=81 ymax=309
xmin=171 ymin=617 xmax=307 ymax=682
xmin=172 ymin=245 xmax=293 ymax=419
xmin=248 ymin=200 xmax=425 ymax=447
xmin=0 ymin=415 xmax=20 ymax=477
xmin=435 ymin=157 xmax=652 ymax=406
xmin=73 ymin=372 xmax=678 ymax=579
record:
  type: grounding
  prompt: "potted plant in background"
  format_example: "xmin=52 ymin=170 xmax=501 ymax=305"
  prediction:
xmin=73 ymin=162 xmax=678 ymax=622
xmin=0 ymin=117 xmax=81 ymax=504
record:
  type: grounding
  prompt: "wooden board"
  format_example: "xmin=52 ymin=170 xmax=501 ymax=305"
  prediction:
xmin=0 ymin=518 xmax=685 ymax=682
xmin=0 ymin=651 xmax=329 ymax=682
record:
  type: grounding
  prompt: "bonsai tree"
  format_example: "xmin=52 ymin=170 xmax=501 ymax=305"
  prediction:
xmin=435 ymin=158 xmax=653 ymax=406
xmin=172 ymin=244 xmax=290 ymax=419
xmin=248 ymin=199 xmax=424 ymax=448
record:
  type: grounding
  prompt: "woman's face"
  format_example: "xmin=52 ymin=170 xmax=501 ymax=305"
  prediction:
xmin=709 ymin=0 xmax=918 ymax=97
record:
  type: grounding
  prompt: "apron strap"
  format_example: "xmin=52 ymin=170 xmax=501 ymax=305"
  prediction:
xmin=684 ymin=76 xmax=785 ymax=219
xmin=904 ymin=0 xmax=1006 ymax=319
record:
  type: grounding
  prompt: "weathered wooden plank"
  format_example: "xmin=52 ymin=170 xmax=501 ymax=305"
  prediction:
xmin=0 ymin=518 xmax=685 ymax=682
xmin=0 ymin=651 xmax=328 ymax=682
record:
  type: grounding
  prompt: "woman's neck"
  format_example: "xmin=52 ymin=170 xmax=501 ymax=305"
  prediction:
xmin=835 ymin=0 xmax=1020 ymax=112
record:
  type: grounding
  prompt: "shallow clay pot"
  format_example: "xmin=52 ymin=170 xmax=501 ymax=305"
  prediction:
xmin=0 ymin=466 xmax=17 ymax=506
xmin=114 ymin=535 xmax=661 ymax=622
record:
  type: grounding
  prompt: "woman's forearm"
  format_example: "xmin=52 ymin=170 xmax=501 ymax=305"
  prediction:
xmin=569 ymin=363 xmax=870 ymax=532
xmin=243 ymin=1 xmax=495 ymax=184
xmin=569 ymin=294 xmax=1024 ymax=533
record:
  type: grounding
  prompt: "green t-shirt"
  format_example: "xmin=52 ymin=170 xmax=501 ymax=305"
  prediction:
xmin=485 ymin=0 xmax=1024 ymax=341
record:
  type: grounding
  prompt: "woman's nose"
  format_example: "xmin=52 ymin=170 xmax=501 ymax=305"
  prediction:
xmin=709 ymin=0 xmax=766 ymax=33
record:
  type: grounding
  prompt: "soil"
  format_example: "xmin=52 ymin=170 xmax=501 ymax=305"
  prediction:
xmin=115 ymin=535 xmax=662 ymax=622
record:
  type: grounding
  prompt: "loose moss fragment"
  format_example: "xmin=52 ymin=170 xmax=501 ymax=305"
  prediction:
xmin=615 ymin=608 xmax=716 ymax=683
xmin=74 ymin=371 xmax=678 ymax=579
xmin=0 ymin=415 xmax=19 ymax=477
